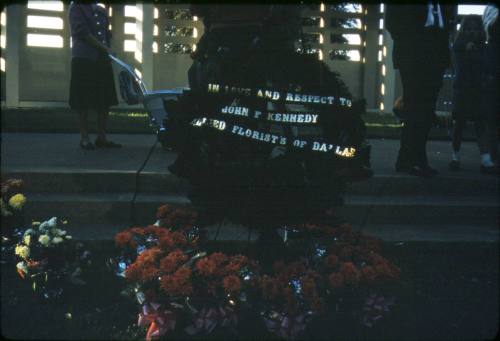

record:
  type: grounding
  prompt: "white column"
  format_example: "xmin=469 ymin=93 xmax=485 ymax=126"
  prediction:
xmin=381 ymin=31 xmax=396 ymax=114
xmin=135 ymin=3 xmax=154 ymax=91
xmin=5 ymin=4 xmax=21 ymax=107
xmin=361 ymin=5 xmax=380 ymax=111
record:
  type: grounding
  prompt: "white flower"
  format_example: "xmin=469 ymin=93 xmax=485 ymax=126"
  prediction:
xmin=38 ymin=234 xmax=51 ymax=246
xmin=65 ymin=235 xmax=72 ymax=239
xmin=52 ymin=236 xmax=63 ymax=244
xmin=39 ymin=217 xmax=57 ymax=232
xmin=23 ymin=235 xmax=31 ymax=246
xmin=47 ymin=217 xmax=58 ymax=228
xmin=54 ymin=229 xmax=66 ymax=236
xmin=23 ymin=228 xmax=35 ymax=236
xmin=16 ymin=261 xmax=28 ymax=275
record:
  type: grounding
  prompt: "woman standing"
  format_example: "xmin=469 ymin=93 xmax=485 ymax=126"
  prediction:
xmin=448 ymin=15 xmax=495 ymax=173
xmin=68 ymin=1 xmax=121 ymax=149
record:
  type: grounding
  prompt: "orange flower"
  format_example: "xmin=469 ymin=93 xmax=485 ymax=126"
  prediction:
xmin=360 ymin=265 xmax=377 ymax=283
xmin=223 ymin=275 xmax=241 ymax=294
xmin=209 ymin=252 xmax=228 ymax=266
xmin=340 ymin=262 xmax=360 ymax=285
xmin=324 ymin=254 xmax=339 ymax=269
xmin=225 ymin=255 xmax=248 ymax=272
xmin=329 ymin=272 xmax=345 ymax=289
xmin=114 ymin=231 xmax=134 ymax=248
xmin=160 ymin=267 xmax=193 ymax=296
xmin=196 ymin=257 xmax=217 ymax=276
xmin=159 ymin=249 xmax=188 ymax=274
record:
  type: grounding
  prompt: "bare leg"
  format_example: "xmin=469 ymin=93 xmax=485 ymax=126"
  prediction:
xmin=451 ymin=118 xmax=465 ymax=154
xmin=77 ymin=109 xmax=90 ymax=141
xmin=95 ymin=109 xmax=121 ymax=148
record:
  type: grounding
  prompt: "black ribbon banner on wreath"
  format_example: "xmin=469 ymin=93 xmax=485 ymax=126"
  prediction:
xmin=188 ymin=82 xmax=357 ymax=158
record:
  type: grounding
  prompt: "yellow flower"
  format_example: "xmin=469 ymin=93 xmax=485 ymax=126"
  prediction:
xmin=23 ymin=235 xmax=31 ymax=246
xmin=8 ymin=193 xmax=26 ymax=210
xmin=15 ymin=244 xmax=30 ymax=259
xmin=38 ymin=234 xmax=51 ymax=246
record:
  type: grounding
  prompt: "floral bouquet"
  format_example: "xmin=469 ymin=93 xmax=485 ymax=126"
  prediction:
xmin=1 ymin=178 xmax=26 ymax=220
xmin=113 ymin=204 xmax=260 ymax=339
xmin=1 ymin=178 xmax=26 ymax=262
xmin=260 ymin=223 xmax=400 ymax=339
xmin=13 ymin=217 xmax=91 ymax=301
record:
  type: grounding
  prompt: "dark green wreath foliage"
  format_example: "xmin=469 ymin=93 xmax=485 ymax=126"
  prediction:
xmin=163 ymin=6 xmax=370 ymax=227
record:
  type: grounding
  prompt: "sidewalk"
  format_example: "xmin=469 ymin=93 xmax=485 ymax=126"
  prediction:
xmin=0 ymin=132 xmax=491 ymax=176
xmin=1 ymin=133 xmax=498 ymax=242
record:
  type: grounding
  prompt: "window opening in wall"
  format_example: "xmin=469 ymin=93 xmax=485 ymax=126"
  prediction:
xmin=165 ymin=25 xmax=194 ymax=37
xmin=124 ymin=39 xmax=135 ymax=52
xmin=124 ymin=22 xmax=135 ymax=35
xmin=164 ymin=42 xmax=192 ymax=54
xmin=1 ymin=11 xmax=6 ymax=26
xmin=27 ymin=33 xmax=63 ymax=48
xmin=329 ymin=49 xmax=360 ymax=61
xmin=379 ymin=18 xmax=384 ymax=30
xmin=164 ymin=9 xmax=192 ymax=20
xmin=327 ymin=3 xmax=362 ymax=13
xmin=154 ymin=7 xmax=159 ymax=19
xmin=27 ymin=1 xmax=64 ymax=12
xmin=330 ymin=17 xmax=362 ymax=29
xmin=153 ymin=41 xmax=158 ymax=53
xmin=124 ymin=5 xmax=137 ymax=18
xmin=27 ymin=15 xmax=63 ymax=30
xmin=1 ymin=57 xmax=5 ymax=72
xmin=457 ymin=5 xmax=486 ymax=15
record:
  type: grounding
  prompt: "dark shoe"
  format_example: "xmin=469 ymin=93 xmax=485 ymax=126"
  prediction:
xmin=480 ymin=165 xmax=498 ymax=175
xmin=95 ymin=139 xmax=122 ymax=148
xmin=449 ymin=160 xmax=460 ymax=171
xmin=80 ymin=140 xmax=95 ymax=150
xmin=408 ymin=165 xmax=434 ymax=177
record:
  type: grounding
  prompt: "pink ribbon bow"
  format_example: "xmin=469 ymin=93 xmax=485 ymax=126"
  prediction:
xmin=263 ymin=312 xmax=308 ymax=340
xmin=137 ymin=302 xmax=176 ymax=340
xmin=185 ymin=306 xmax=238 ymax=335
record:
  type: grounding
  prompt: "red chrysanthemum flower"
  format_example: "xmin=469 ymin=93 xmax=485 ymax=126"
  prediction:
xmin=324 ymin=254 xmax=339 ymax=269
xmin=159 ymin=249 xmax=188 ymax=274
xmin=328 ymin=272 xmax=345 ymax=289
xmin=160 ymin=266 xmax=193 ymax=296
xmin=196 ymin=257 xmax=217 ymax=276
xmin=114 ymin=231 xmax=134 ymax=248
xmin=360 ymin=265 xmax=377 ymax=283
xmin=223 ymin=275 xmax=241 ymax=294
xmin=340 ymin=262 xmax=360 ymax=285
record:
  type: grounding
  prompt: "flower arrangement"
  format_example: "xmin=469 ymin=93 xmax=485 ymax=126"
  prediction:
xmin=13 ymin=217 xmax=91 ymax=300
xmin=259 ymin=222 xmax=400 ymax=339
xmin=113 ymin=204 xmax=400 ymax=340
xmin=112 ymin=205 xmax=260 ymax=339
xmin=1 ymin=178 xmax=26 ymax=217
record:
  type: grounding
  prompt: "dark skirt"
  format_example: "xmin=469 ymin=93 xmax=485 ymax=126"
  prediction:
xmin=69 ymin=57 xmax=118 ymax=111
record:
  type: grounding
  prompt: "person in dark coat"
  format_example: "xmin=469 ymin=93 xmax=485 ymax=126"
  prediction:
xmin=481 ymin=4 xmax=499 ymax=169
xmin=385 ymin=3 xmax=456 ymax=176
xmin=449 ymin=15 xmax=496 ymax=173
xmin=68 ymin=1 xmax=120 ymax=149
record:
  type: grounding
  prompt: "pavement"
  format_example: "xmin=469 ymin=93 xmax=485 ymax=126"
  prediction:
xmin=1 ymin=132 xmax=499 ymax=242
